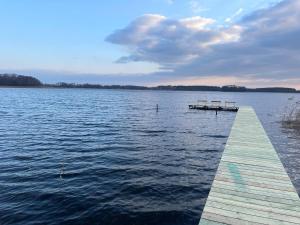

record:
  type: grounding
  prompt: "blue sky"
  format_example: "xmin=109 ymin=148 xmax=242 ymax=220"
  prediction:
xmin=1 ymin=0 xmax=300 ymax=88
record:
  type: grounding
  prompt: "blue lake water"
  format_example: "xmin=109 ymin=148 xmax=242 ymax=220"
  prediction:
xmin=0 ymin=88 xmax=299 ymax=225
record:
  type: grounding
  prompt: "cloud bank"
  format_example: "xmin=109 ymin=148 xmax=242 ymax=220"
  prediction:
xmin=106 ymin=0 xmax=300 ymax=84
xmin=106 ymin=14 xmax=241 ymax=69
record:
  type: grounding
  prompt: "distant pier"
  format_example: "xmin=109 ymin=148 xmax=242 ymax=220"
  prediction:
xmin=189 ymin=101 xmax=239 ymax=112
xmin=199 ymin=106 xmax=300 ymax=224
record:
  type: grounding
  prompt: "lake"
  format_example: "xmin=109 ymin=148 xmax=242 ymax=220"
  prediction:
xmin=0 ymin=88 xmax=299 ymax=225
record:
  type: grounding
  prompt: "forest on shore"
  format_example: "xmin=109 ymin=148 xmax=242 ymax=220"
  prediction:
xmin=0 ymin=74 xmax=299 ymax=93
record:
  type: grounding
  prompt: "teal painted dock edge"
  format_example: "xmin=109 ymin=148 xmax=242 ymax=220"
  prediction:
xmin=199 ymin=106 xmax=300 ymax=225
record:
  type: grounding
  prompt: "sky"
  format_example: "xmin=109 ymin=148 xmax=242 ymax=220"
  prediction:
xmin=1 ymin=0 xmax=300 ymax=88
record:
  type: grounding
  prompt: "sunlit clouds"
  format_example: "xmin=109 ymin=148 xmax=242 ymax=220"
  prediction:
xmin=106 ymin=14 xmax=242 ymax=69
xmin=106 ymin=0 xmax=300 ymax=87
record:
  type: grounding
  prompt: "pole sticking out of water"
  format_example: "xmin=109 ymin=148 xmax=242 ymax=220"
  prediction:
xmin=156 ymin=104 xmax=159 ymax=112
xmin=60 ymin=162 xmax=64 ymax=179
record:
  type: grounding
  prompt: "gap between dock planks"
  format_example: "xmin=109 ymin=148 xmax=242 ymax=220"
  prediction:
xmin=199 ymin=106 xmax=300 ymax=225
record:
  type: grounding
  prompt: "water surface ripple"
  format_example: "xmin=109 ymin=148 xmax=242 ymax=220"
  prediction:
xmin=0 ymin=88 xmax=299 ymax=225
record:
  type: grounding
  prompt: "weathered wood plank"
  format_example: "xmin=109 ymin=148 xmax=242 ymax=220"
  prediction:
xmin=199 ymin=106 xmax=300 ymax=225
xmin=217 ymin=169 xmax=291 ymax=182
xmin=214 ymin=177 xmax=295 ymax=191
xmin=211 ymin=180 xmax=300 ymax=199
xmin=207 ymin=194 xmax=300 ymax=212
xmin=218 ymin=163 xmax=287 ymax=174
xmin=221 ymin=159 xmax=283 ymax=169
xmin=199 ymin=219 xmax=229 ymax=225
xmin=206 ymin=198 xmax=300 ymax=219
xmin=212 ymin=186 xmax=300 ymax=202
xmin=202 ymin=211 xmax=266 ymax=225
xmin=203 ymin=207 xmax=297 ymax=225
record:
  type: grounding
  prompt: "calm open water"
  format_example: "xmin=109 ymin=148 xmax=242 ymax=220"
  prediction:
xmin=0 ymin=88 xmax=299 ymax=225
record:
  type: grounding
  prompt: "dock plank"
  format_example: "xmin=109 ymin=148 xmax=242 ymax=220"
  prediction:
xmin=199 ymin=106 xmax=300 ymax=225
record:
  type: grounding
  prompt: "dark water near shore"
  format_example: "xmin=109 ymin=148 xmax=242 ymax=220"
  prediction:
xmin=0 ymin=88 xmax=299 ymax=225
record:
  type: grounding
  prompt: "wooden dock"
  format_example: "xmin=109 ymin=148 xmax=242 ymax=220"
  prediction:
xmin=199 ymin=106 xmax=300 ymax=225
xmin=189 ymin=101 xmax=239 ymax=112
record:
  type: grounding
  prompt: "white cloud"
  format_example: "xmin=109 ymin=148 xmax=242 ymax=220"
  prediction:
xmin=106 ymin=0 xmax=300 ymax=83
xmin=106 ymin=14 xmax=242 ymax=68
xmin=189 ymin=0 xmax=209 ymax=14
xmin=180 ymin=16 xmax=215 ymax=30
xmin=176 ymin=0 xmax=300 ymax=79
xmin=225 ymin=8 xmax=244 ymax=23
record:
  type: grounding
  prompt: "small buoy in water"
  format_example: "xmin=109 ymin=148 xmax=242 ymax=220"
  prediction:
xmin=60 ymin=162 xmax=64 ymax=179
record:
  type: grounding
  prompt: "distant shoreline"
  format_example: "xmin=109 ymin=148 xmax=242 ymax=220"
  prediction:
xmin=1 ymin=74 xmax=299 ymax=93
xmin=1 ymin=85 xmax=300 ymax=93
xmin=45 ymin=84 xmax=300 ymax=93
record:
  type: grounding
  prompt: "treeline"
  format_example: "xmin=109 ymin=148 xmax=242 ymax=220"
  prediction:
xmin=0 ymin=74 xmax=42 ymax=86
xmin=47 ymin=83 xmax=298 ymax=93
xmin=156 ymin=85 xmax=297 ymax=92
xmin=44 ymin=82 xmax=149 ymax=90
xmin=0 ymin=74 xmax=299 ymax=93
